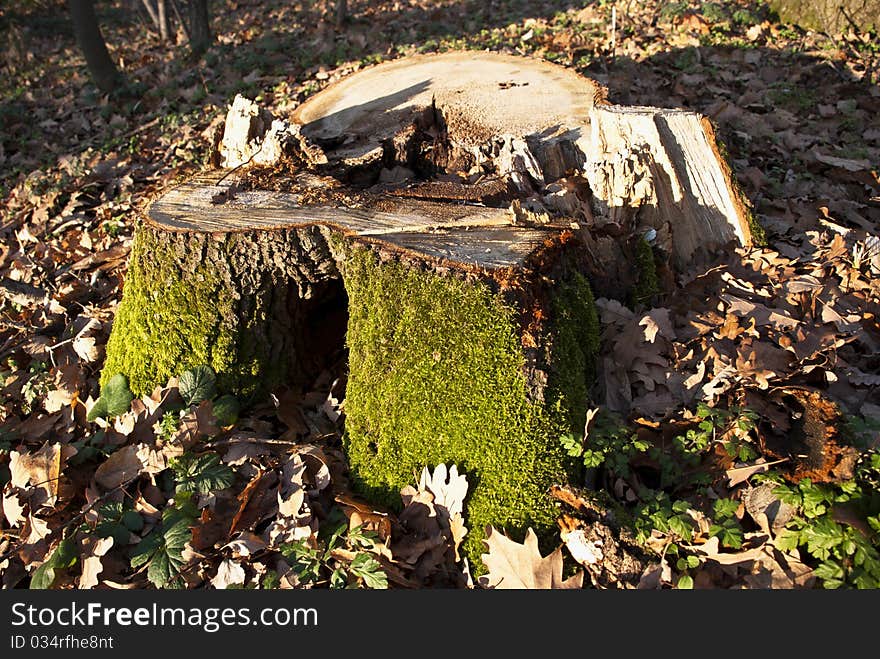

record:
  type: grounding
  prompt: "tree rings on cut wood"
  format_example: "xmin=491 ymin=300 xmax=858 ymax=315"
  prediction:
xmin=103 ymin=52 xmax=757 ymax=564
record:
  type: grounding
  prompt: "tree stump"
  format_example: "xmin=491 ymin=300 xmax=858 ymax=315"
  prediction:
xmin=770 ymin=0 xmax=880 ymax=34
xmin=103 ymin=52 xmax=754 ymax=561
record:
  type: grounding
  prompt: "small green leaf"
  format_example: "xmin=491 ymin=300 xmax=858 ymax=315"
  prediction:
xmin=86 ymin=397 xmax=109 ymax=422
xmin=676 ymin=574 xmax=694 ymax=589
xmin=668 ymin=515 xmax=694 ymax=542
xmin=212 ymin=395 xmax=240 ymax=427
xmin=178 ymin=365 xmax=217 ymax=406
xmin=101 ymin=374 xmax=134 ymax=417
xmin=30 ymin=563 xmax=56 ymax=590
xmin=130 ymin=494 xmax=197 ymax=588
xmin=95 ymin=503 xmax=142 ymax=545
xmin=53 ymin=538 xmax=78 ymax=569
xmin=261 ymin=571 xmax=280 ymax=589
xmin=713 ymin=498 xmax=740 ymax=519
xmin=813 ymin=559 xmax=845 ymax=583
xmin=170 ymin=452 xmax=234 ymax=494
xmin=349 ymin=553 xmax=388 ymax=589
xmin=123 ymin=510 xmax=144 ymax=532
xmin=30 ymin=538 xmax=78 ymax=589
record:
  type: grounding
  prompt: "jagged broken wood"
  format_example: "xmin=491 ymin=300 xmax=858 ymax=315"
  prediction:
xmin=103 ymin=52 xmax=755 ymax=563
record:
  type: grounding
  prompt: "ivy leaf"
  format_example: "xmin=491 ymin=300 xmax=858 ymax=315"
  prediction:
xmin=170 ymin=452 xmax=234 ymax=494
xmin=103 ymin=374 xmax=134 ymax=417
xmin=86 ymin=397 xmax=109 ymax=422
xmin=178 ymin=365 xmax=217 ymax=406
xmin=676 ymin=574 xmax=694 ymax=589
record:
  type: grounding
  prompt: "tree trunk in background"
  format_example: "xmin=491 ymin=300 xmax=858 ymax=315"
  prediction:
xmin=156 ymin=0 xmax=171 ymax=42
xmin=68 ymin=0 xmax=122 ymax=94
xmin=186 ymin=0 xmax=211 ymax=55
xmin=335 ymin=0 xmax=347 ymax=27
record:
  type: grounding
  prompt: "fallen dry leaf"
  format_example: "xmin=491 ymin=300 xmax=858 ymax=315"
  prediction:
xmin=211 ymin=558 xmax=246 ymax=589
xmin=479 ymin=527 xmax=583 ymax=589
xmin=79 ymin=536 xmax=114 ymax=589
xmin=639 ymin=308 xmax=673 ymax=343
xmin=9 ymin=442 xmax=69 ymax=509
xmin=94 ymin=445 xmax=146 ymax=490
xmin=2 ymin=487 xmax=26 ymax=527
xmin=726 ymin=458 xmax=788 ymax=487
xmin=223 ymin=532 xmax=267 ymax=559
xmin=418 ymin=463 xmax=468 ymax=518
xmin=562 ymin=528 xmax=604 ymax=567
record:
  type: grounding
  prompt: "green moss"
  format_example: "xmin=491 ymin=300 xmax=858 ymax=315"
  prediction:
xmin=341 ymin=247 xmax=597 ymax=566
xmin=102 ymin=227 xmax=295 ymax=399
xmin=102 ymin=228 xmax=239 ymax=396
xmin=628 ymin=236 xmax=660 ymax=308
xmin=546 ymin=271 xmax=600 ymax=431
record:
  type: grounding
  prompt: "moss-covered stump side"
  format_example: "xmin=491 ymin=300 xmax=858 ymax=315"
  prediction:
xmin=102 ymin=223 xmax=340 ymax=398
xmin=341 ymin=245 xmax=599 ymax=565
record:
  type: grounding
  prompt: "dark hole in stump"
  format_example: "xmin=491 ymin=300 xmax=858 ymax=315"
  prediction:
xmin=292 ymin=277 xmax=350 ymax=404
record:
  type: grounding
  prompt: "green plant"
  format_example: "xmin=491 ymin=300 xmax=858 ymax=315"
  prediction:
xmin=93 ymin=501 xmax=144 ymax=545
xmin=681 ymin=403 xmax=758 ymax=462
xmin=709 ymin=497 xmax=744 ymax=549
xmin=279 ymin=514 xmax=388 ymax=589
xmin=178 ymin=365 xmax=217 ymax=406
xmin=169 ymin=452 xmax=234 ymax=495
xmin=343 ymin=247 xmax=596 ymax=567
xmin=701 ymin=3 xmax=727 ymax=24
xmin=87 ymin=373 xmax=134 ymax=421
xmin=21 ymin=360 xmax=51 ymax=415
xmin=30 ymin=538 xmax=78 ymax=590
xmin=561 ymin=410 xmax=650 ymax=478
xmin=772 ymin=476 xmax=880 ymax=589
xmin=629 ymin=236 xmax=661 ymax=307
xmin=731 ymin=9 xmax=758 ymax=26
xmin=130 ymin=492 xmax=198 ymax=588
xmin=212 ymin=394 xmax=240 ymax=427
xmin=767 ymin=83 xmax=815 ymax=113
xmin=156 ymin=410 xmax=182 ymax=442
xmin=659 ymin=2 xmax=690 ymax=21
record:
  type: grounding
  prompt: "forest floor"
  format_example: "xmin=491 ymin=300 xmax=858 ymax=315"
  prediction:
xmin=1 ymin=0 xmax=879 ymax=590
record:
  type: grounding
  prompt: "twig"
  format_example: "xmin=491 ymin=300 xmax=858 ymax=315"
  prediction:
xmin=204 ymin=435 xmax=301 ymax=449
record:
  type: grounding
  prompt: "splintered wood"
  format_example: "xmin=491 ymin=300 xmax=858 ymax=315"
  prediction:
xmin=586 ymin=105 xmax=753 ymax=269
xmin=202 ymin=51 xmax=752 ymax=275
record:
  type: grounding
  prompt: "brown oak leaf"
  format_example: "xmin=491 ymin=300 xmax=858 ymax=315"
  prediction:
xmin=479 ymin=527 xmax=583 ymax=589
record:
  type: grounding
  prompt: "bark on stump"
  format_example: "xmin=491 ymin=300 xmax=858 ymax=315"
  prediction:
xmin=770 ymin=0 xmax=880 ymax=33
xmin=103 ymin=52 xmax=754 ymax=562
